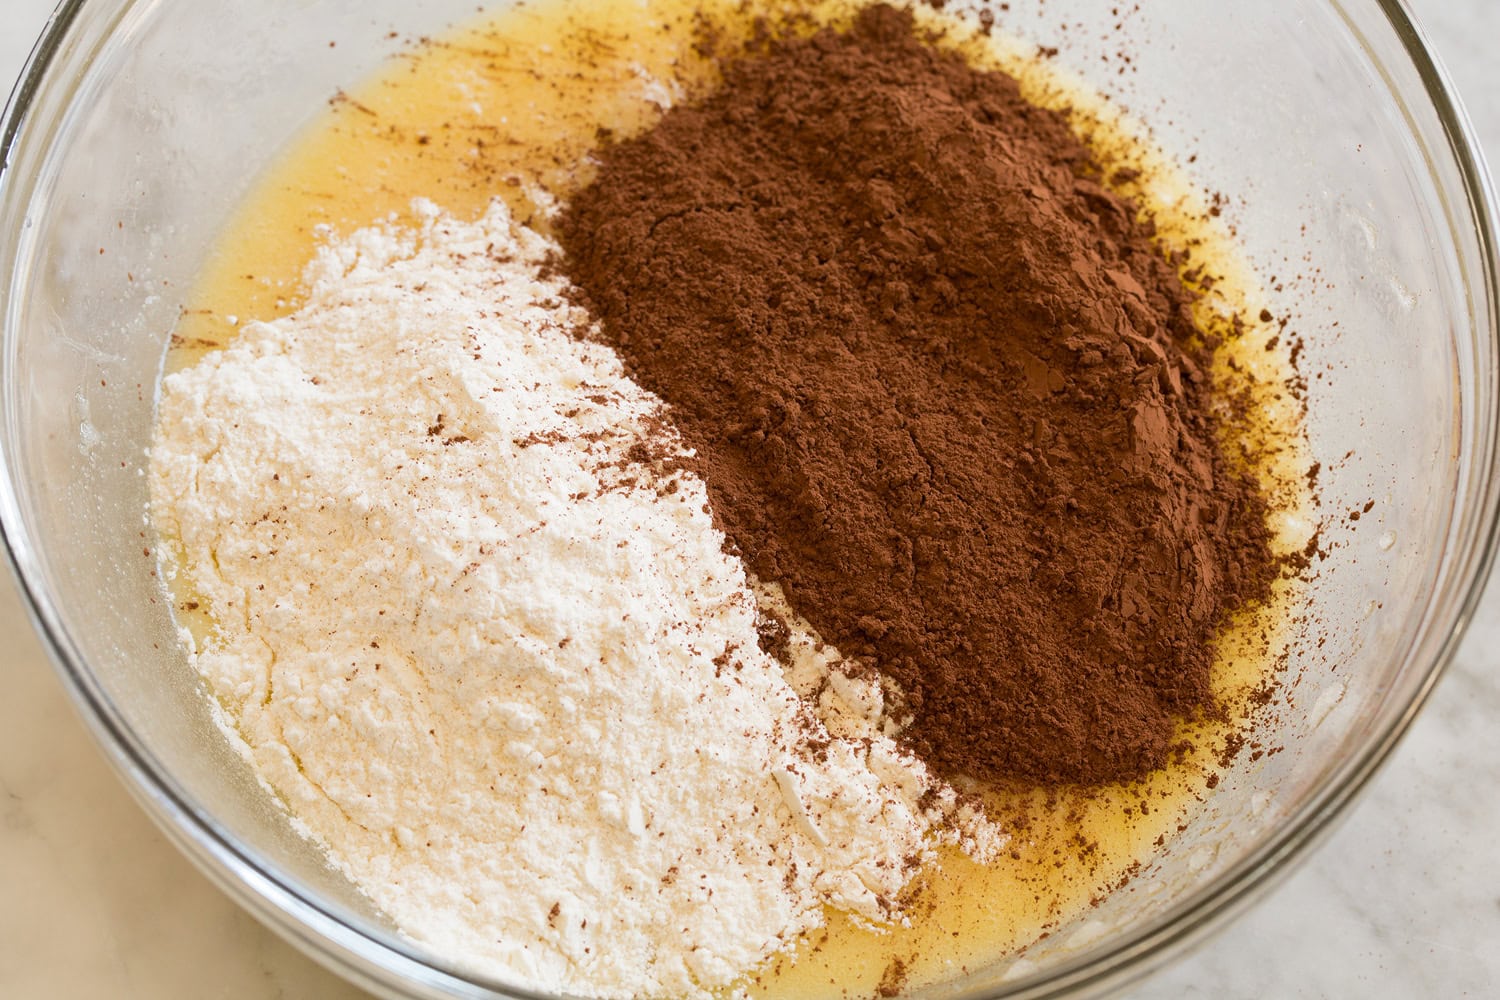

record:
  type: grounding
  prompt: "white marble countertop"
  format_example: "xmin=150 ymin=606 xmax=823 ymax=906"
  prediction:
xmin=2 ymin=0 xmax=1497 ymax=996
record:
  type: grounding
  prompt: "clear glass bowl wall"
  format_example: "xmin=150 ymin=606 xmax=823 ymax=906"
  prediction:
xmin=0 ymin=0 xmax=1495 ymax=998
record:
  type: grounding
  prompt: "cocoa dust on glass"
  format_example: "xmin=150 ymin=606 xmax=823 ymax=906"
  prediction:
xmin=557 ymin=4 xmax=1277 ymax=788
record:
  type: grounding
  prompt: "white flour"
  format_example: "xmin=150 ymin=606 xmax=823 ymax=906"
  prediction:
xmin=150 ymin=200 xmax=1000 ymax=999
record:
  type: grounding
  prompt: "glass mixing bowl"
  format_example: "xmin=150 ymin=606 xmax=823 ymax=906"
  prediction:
xmin=1 ymin=0 xmax=1496 ymax=997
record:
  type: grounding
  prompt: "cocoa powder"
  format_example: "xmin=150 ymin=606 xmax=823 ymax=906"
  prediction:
xmin=557 ymin=5 xmax=1275 ymax=787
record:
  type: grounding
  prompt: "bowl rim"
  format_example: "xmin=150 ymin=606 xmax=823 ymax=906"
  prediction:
xmin=1 ymin=0 xmax=1498 ymax=997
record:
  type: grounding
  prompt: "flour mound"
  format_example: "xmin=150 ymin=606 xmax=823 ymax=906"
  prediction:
xmin=150 ymin=200 xmax=1001 ymax=998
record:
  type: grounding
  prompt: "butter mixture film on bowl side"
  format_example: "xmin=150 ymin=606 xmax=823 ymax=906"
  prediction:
xmin=147 ymin=0 xmax=1314 ymax=997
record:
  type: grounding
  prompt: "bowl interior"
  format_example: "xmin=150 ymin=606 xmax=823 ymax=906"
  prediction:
xmin=1 ymin=0 xmax=1495 ymax=997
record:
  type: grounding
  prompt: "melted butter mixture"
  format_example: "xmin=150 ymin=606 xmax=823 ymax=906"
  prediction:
xmin=167 ymin=0 xmax=1310 ymax=995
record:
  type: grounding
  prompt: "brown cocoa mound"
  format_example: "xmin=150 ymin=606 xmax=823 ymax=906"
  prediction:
xmin=557 ymin=4 xmax=1275 ymax=787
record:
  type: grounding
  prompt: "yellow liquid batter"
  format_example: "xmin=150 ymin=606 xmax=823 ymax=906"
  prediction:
xmin=167 ymin=0 xmax=1311 ymax=995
